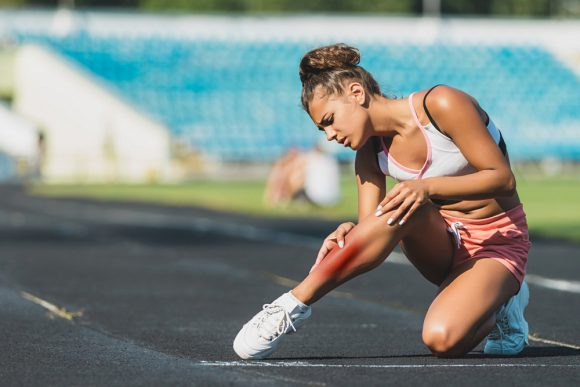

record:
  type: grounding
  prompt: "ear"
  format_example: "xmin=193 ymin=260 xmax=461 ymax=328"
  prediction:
xmin=346 ymin=82 xmax=366 ymax=105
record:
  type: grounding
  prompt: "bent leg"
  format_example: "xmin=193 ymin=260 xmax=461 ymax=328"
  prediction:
xmin=422 ymin=258 xmax=519 ymax=358
xmin=399 ymin=209 xmax=455 ymax=286
xmin=292 ymin=204 xmax=454 ymax=305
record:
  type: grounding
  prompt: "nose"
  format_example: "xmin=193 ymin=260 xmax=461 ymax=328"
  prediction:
xmin=325 ymin=127 xmax=337 ymax=142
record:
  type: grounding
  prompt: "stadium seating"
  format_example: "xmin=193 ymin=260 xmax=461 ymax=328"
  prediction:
xmin=12 ymin=33 xmax=580 ymax=161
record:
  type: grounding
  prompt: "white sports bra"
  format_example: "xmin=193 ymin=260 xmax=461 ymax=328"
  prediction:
xmin=376 ymin=92 xmax=503 ymax=182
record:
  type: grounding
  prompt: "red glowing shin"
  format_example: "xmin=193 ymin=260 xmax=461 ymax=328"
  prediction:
xmin=310 ymin=235 xmax=367 ymax=285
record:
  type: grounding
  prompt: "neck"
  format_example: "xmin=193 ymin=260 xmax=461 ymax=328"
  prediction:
xmin=367 ymin=95 xmax=410 ymax=137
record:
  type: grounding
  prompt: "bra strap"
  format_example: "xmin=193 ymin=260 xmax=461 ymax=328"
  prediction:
xmin=408 ymin=92 xmax=432 ymax=179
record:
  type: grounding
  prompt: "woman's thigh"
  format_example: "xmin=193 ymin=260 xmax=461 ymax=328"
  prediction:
xmin=422 ymin=258 xmax=520 ymax=355
xmin=398 ymin=204 xmax=455 ymax=286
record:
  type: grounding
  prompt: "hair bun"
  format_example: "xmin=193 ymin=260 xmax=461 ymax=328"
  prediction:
xmin=299 ymin=43 xmax=360 ymax=83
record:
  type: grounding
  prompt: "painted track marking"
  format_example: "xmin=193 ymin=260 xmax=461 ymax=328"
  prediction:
xmin=20 ymin=291 xmax=83 ymax=321
xmin=198 ymin=361 xmax=580 ymax=368
xmin=525 ymin=274 xmax=580 ymax=294
xmin=528 ymin=334 xmax=580 ymax=350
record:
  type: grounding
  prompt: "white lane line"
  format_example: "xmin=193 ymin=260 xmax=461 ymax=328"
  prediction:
xmin=383 ymin=260 xmax=580 ymax=295
xmin=528 ymin=334 xmax=580 ymax=350
xmin=525 ymin=274 xmax=580 ymax=294
xmin=20 ymin=291 xmax=83 ymax=321
xmin=198 ymin=361 xmax=579 ymax=368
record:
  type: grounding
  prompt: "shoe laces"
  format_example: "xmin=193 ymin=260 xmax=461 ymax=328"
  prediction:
xmin=489 ymin=306 xmax=511 ymax=341
xmin=253 ymin=303 xmax=297 ymax=341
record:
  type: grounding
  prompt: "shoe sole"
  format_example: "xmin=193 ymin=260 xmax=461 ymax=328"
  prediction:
xmin=233 ymin=339 xmax=276 ymax=360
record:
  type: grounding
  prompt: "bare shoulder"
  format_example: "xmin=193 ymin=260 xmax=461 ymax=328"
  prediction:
xmin=421 ymin=85 xmax=486 ymax=137
xmin=422 ymin=85 xmax=474 ymax=112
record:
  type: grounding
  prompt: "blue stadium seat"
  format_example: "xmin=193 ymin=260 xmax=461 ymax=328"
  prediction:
xmin=11 ymin=32 xmax=580 ymax=161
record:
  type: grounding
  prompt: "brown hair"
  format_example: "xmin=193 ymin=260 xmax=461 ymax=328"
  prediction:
xmin=299 ymin=43 xmax=381 ymax=112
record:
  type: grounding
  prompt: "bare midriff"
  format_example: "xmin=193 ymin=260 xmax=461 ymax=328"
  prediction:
xmin=437 ymin=193 xmax=522 ymax=220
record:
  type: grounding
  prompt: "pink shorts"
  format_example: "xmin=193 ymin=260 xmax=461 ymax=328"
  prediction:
xmin=440 ymin=204 xmax=532 ymax=286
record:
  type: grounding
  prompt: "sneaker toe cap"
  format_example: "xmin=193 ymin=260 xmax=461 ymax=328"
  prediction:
xmin=233 ymin=324 xmax=278 ymax=359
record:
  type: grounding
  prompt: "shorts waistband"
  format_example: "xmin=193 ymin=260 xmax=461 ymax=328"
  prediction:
xmin=439 ymin=204 xmax=526 ymax=226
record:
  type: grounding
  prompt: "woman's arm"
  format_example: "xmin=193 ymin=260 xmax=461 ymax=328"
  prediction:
xmin=310 ymin=140 xmax=385 ymax=271
xmin=355 ymin=139 xmax=386 ymax=222
xmin=376 ymin=86 xmax=516 ymax=225
xmin=422 ymin=86 xmax=516 ymax=200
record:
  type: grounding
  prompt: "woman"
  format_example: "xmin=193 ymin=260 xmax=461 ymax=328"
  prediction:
xmin=233 ymin=44 xmax=532 ymax=359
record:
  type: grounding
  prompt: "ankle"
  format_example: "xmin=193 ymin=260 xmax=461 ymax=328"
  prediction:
xmin=289 ymin=289 xmax=311 ymax=307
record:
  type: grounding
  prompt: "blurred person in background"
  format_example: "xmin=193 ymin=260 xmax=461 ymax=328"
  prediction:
xmin=264 ymin=141 xmax=340 ymax=208
xmin=235 ymin=43 xmax=531 ymax=360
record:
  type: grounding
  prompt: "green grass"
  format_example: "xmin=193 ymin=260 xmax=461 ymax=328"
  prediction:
xmin=26 ymin=177 xmax=360 ymax=220
xmin=27 ymin=175 xmax=580 ymax=242
xmin=514 ymin=176 xmax=580 ymax=242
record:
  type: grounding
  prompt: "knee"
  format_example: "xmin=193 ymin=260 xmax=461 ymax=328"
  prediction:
xmin=422 ymin=323 xmax=466 ymax=358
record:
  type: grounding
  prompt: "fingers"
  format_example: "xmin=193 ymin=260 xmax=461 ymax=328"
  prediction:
xmin=376 ymin=181 xmax=429 ymax=224
xmin=310 ymin=222 xmax=355 ymax=273
xmin=377 ymin=194 xmax=404 ymax=217
xmin=377 ymin=187 xmax=400 ymax=213
xmin=316 ymin=239 xmax=336 ymax=263
xmin=384 ymin=196 xmax=414 ymax=225
xmin=311 ymin=239 xmax=337 ymax=273
xmin=398 ymin=200 xmax=422 ymax=226
xmin=382 ymin=195 xmax=427 ymax=226
xmin=335 ymin=222 xmax=355 ymax=248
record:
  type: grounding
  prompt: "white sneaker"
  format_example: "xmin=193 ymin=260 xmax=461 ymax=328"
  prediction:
xmin=233 ymin=292 xmax=312 ymax=360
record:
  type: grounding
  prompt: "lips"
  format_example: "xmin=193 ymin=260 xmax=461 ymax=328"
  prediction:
xmin=343 ymin=138 xmax=350 ymax=148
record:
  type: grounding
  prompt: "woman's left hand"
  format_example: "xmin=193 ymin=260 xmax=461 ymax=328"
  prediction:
xmin=375 ymin=180 xmax=431 ymax=226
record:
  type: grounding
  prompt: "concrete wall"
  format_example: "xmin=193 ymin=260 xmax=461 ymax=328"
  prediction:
xmin=13 ymin=44 xmax=171 ymax=183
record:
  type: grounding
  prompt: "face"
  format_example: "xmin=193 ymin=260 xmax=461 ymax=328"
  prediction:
xmin=308 ymin=82 xmax=371 ymax=151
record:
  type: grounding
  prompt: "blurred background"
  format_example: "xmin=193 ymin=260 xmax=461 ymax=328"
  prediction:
xmin=0 ymin=0 xmax=579 ymax=240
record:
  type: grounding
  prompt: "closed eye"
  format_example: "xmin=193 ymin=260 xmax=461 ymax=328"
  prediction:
xmin=318 ymin=114 xmax=334 ymax=130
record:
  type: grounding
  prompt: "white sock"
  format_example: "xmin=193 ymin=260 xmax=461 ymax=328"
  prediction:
xmin=273 ymin=291 xmax=309 ymax=313
xmin=288 ymin=290 xmax=309 ymax=310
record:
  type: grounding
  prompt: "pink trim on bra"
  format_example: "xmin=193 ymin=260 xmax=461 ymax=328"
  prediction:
xmin=379 ymin=137 xmax=422 ymax=173
xmin=378 ymin=92 xmax=433 ymax=179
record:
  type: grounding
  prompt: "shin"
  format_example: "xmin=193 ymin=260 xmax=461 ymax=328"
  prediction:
xmin=292 ymin=215 xmax=404 ymax=305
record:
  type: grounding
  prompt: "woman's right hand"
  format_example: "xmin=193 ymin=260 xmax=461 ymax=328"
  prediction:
xmin=310 ymin=222 xmax=356 ymax=273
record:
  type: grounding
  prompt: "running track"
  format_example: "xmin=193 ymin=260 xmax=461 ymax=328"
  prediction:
xmin=0 ymin=186 xmax=578 ymax=386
